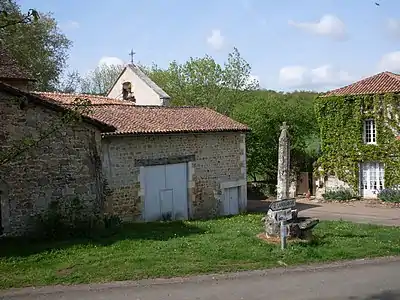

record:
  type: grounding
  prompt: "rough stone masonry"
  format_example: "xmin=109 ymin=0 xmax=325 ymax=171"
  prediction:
xmin=276 ymin=122 xmax=290 ymax=201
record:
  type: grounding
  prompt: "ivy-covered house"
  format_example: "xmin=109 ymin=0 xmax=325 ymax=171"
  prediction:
xmin=314 ymin=71 xmax=400 ymax=199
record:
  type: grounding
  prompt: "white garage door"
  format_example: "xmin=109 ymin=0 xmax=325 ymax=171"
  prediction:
xmin=221 ymin=186 xmax=239 ymax=216
xmin=143 ymin=163 xmax=188 ymax=221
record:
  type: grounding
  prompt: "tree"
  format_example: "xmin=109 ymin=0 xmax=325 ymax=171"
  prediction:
xmin=0 ymin=6 xmax=38 ymax=29
xmin=80 ymin=64 xmax=124 ymax=95
xmin=55 ymin=70 xmax=82 ymax=93
xmin=143 ymin=47 xmax=259 ymax=116
xmin=232 ymin=91 xmax=319 ymax=183
xmin=143 ymin=48 xmax=320 ymax=184
xmin=0 ymin=0 xmax=71 ymax=91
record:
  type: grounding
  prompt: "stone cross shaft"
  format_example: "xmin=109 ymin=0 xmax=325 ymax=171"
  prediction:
xmin=276 ymin=122 xmax=290 ymax=201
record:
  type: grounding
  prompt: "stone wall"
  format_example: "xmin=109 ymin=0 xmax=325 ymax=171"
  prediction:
xmin=315 ymin=175 xmax=352 ymax=199
xmin=102 ymin=132 xmax=247 ymax=221
xmin=0 ymin=91 xmax=104 ymax=235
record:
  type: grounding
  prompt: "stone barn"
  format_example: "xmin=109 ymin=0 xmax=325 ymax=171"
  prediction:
xmin=37 ymin=92 xmax=250 ymax=222
xmin=0 ymin=45 xmax=250 ymax=236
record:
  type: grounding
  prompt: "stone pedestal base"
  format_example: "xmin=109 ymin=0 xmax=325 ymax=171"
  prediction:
xmin=261 ymin=210 xmax=319 ymax=240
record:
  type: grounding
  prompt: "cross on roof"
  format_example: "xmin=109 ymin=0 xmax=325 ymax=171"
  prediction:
xmin=129 ymin=49 xmax=136 ymax=64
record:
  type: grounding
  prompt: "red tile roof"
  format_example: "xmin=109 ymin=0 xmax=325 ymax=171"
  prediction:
xmin=36 ymin=92 xmax=135 ymax=105
xmin=0 ymin=45 xmax=34 ymax=81
xmin=89 ymin=105 xmax=249 ymax=135
xmin=36 ymin=92 xmax=250 ymax=135
xmin=322 ymin=71 xmax=400 ymax=97
xmin=0 ymin=82 xmax=115 ymax=132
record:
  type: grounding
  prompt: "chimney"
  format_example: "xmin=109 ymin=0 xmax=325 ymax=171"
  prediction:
xmin=0 ymin=44 xmax=35 ymax=91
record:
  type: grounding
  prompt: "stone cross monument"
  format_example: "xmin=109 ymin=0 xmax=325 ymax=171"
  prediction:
xmin=262 ymin=122 xmax=295 ymax=237
xmin=261 ymin=122 xmax=319 ymax=241
xmin=276 ymin=122 xmax=290 ymax=200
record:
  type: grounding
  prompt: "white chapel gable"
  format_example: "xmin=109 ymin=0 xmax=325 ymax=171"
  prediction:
xmin=107 ymin=64 xmax=170 ymax=106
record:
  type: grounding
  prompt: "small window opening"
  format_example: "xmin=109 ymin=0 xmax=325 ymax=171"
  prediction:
xmin=122 ymin=82 xmax=135 ymax=102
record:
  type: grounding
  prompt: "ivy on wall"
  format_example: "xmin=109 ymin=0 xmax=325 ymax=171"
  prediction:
xmin=314 ymin=93 xmax=400 ymax=191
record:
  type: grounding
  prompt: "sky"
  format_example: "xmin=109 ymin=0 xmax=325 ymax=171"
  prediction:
xmin=18 ymin=0 xmax=400 ymax=92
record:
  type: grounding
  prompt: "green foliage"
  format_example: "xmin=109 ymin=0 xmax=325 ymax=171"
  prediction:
xmin=142 ymin=47 xmax=258 ymax=116
xmin=34 ymin=197 xmax=99 ymax=240
xmin=314 ymin=93 xmax=400 ymax=191
xmin=34 ymin=196 xmax=122 ymax=240
xmin=322 ymin=188 xmax=358 ymax=201
xmin=0 ymin=6 xmax=38 ymax=29
xmin=79 ymin=63 xmax=124 ymax=95
xmin=378 ymin=188 xmax=400 ymax=203
xmin=247 ymin=182 xmax=276 ymax=198
xmin=103 ymin=214 xmax=123 ymax=229
xmin=232 ymin=91 xmax=319 ymax=182
xmin=0 ymin=0 xmax=71 ymax=90
xmin=55 ymin=70 xmax=82 ymax=93
xmin=143 ymin=49 xmax=319 ymax=181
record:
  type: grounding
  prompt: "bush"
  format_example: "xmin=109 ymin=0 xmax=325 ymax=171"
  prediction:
xmin=34 ymin=197 xmax=122 ymax=240
xmin=378 ymin=188 xmax=400 ymax=203
xmin=103 ymin=214 xmax=122 ymax=229
xmin=247 ymin=181 xmax=276 ymax=199
xmin=322 ymin=188 xmax=357 ymax=201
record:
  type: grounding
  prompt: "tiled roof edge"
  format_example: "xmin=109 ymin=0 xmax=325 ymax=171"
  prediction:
xmin=0 ymin=82 xmax=116 ymax=132
xmin=101 ymin=128 xmax=251 ymax=137
xmin=127 ymin=64 xmax=171 ymax=99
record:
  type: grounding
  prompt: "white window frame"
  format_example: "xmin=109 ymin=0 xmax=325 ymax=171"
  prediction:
xmin=363 ymin=119 xmax=376 ymax=144
xmin=359 ymin=162 xmax=385 ymax=196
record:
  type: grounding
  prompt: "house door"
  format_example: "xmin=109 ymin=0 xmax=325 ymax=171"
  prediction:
xmin=360 ymin=162 xmax=384 ymax=198
xmin=143 ymin=163 xmax=188 ymax=221
xmin=297 ymin=172 xmax=309 ymax=195
xmin=221 ymin=186 xmax=240 ymax=216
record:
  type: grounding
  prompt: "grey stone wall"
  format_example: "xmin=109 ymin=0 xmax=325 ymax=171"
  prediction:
xmin=0 ymin=91 xmax=104 ymax=235
xmin=315 ymin=175 xmax=352 ymax=200
xmin=102 ymin=132 xmax=247 ymax=221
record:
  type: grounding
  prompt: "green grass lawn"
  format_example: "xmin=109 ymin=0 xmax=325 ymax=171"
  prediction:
xmin=1 ymin=214 xmax=400 ymax=289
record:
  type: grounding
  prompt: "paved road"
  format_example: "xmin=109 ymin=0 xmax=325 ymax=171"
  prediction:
xmin=297 ymin=200 xmax=400 ymax=226
xmin=2 ymin=257 xmax=400 ymax=300
xmin=248 ymin=199 xmax=400 ymax=226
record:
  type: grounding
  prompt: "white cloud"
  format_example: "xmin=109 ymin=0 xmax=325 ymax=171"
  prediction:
xmin=60 ymin=20 xmax=80 ymax=31
xmin=279 ymin=64 xmax=353 ymax=90
xmin=378 ymin=51 xmax=400 ymax=73
xmin=387 ymin=18 xmax=400 ymax=37
xmin=207 ymin=29 xmax=225 ymax=51
xmin=279 ymin=66 xmax=308 ymax=87
xmin=288 ymin=14 xmax=346 ymax=40
xmin=98 ymin=56 xmax=124 ymax=67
